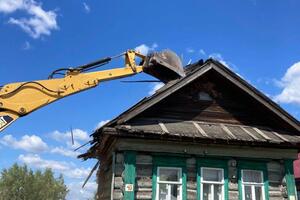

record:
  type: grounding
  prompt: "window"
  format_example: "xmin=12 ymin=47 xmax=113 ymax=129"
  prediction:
xmin=198 ymin=92 xmax=213 ymax=101
xmin=197 ymin=159 xmax=228 ymax=200
xmin=200 ymin=167 xmax=224 ymax=200
xmin=241 ymin=170 xmax=265 ymax=200
xmin=156 ymin=167 xmax=182 ymax=200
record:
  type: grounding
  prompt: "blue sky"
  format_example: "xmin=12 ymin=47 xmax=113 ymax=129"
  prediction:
xmin=0 ymin=0 xmax=300 ymax=199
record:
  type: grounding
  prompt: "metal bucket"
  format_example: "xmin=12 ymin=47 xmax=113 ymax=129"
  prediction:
xmin=143 ymin=50 xmax=185 ymax=83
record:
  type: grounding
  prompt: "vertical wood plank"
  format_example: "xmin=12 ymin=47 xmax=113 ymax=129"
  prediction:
xmin=284 ymin=159 xmax=297 ymax=200
xmin=124 ymin=151 xmax=136 ymax=200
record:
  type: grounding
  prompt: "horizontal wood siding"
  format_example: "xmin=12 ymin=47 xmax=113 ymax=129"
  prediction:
xmin=187 ymin=158 xmax=197 ymax=200
xmin=114 ymin=153 xmax=124 ymax=200
xmin=103 ymin=151 xmax=290 ymax=200
xmin=136 ymin=154 xmax=152 ymax=199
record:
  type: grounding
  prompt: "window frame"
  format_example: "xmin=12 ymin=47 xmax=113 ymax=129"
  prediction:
xmin=152 ymin=155 xmax=187 ymax=200
xmin=238 ymin=161 xmax=269 ymax=200
xmin=156 ymin=167 xmax=183 ymax=200
xmin=197 ymin=158 xmax=229 ymax=200
xmin=200 ymin=167 xmax=225 ymax=200
xmin=241 ymin=169 xmax=265 ymax=200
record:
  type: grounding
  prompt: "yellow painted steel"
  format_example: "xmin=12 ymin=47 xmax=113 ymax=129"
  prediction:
xmin=0 ymin=50 xmax=144 ymax=131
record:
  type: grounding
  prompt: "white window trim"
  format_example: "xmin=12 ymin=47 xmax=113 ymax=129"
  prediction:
xmin=241 ymin=169 xmax=265 ymax=200
xmin=200 ymin=167 xmax=225 ymax=200
xmin=156 ymin=167 xmax=183 ymax=200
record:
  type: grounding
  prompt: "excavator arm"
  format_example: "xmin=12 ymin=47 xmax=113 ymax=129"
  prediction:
xmin=0 ymin=49 xmax=185 ymax=132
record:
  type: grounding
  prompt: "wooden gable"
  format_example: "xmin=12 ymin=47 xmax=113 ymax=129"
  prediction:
xmin=130 ymin=68 xmax=296 ymax=132
xmin=84 ymin=59 xmax=300 ymax=156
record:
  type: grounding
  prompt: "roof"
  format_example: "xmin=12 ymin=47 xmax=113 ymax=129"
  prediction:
xmin=104 ymin=119 xmax=300 ymax=147
xmin=95 ymin=59 xmax=300 ymax=132
xmin=80 ymin=59 xmax=300 ymax=159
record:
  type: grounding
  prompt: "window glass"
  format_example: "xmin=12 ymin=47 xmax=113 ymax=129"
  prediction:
xmin=157 ymin=167 xmax=182 ymax=200
xmin=201 ymin=167 xmax=224 ymax=200
xmin=214 ymin=184 xmax=223 ymax=200
xmin=159 ymin=168 xmax=180 ymax=182
xmin=241 ymin=170 xmax=265 ymax=200
xmin=244 ymin=186 xmax=252 ymax=200
xmin=198 ymin=92 xmax=213 ymax=101
xmin=159 ymin=183 xmax=168 ymax=200
xmin=203 ymin=184 xmax=211 ymax=200
xmin=170 ymin=184 xmax=179 ymax=200
xmin=242 ymin=170 xmax=263 ymax=183
xmin=255 ymin=187 xmax=263 ymax=200
xmin=203 ymin=168 xmax=223 ymax=182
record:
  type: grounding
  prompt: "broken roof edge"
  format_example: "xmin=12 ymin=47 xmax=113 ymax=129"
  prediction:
xmin=81 ymin=125 xmax=300 ymax=159
xmin=92 ymin=58 xmax=300 ymax=140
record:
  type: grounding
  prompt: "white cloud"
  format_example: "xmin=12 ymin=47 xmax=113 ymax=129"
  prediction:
xmin=95 ymin=119 xmax=110 ymax=130
xmin=0 ymin=0 xmax=58 ymax=38
xmin=148 ymin=82 xmax=164 ymax=95
xmin=50 ymin=129 xmax=90 ymax=143
xmin=19 ymin=154 xmax=69 ymax=171
xmin=18 ymin=154 xmax=92 ymax=179
xmin=274 ymin=61 xmax=300 ymax=105
xmin=83 ymin=2 xmax=90 ymax=13
xmin=50 ymin=146 xmax=79 ymax=158
xmin=135 ymin=43 xmax=158 ymax=55
xmin=50 ymin=129 xmax=90 ymax=150
xmin=65 ymin=167 xmax=91 ymax=179
xmin=0 ymin=0 xmax=23 ymax=13
xmin=0 ymin=134 xmax=48 ymax=153
xmin=67 ymin=181 xmax=97 ymax=200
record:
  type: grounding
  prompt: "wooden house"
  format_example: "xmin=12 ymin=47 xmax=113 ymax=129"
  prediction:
xmin=80 ymin=59 xmax=300 ymax=200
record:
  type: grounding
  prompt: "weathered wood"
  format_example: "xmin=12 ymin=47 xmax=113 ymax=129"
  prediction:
xmin=116 ymin=139 xmax=298 ymax=159
xmin=114 ymin=177 xmax=123 ymax=189
xmin=98 ymin=151 xmax=291 ymax=200
xmin=116 ymin=153 xmax=124 ymax=164
xmin=97 ymin=156 xmax=112 ymax=200
xmin=136 ymin=155 xmax=152 ymax=165
xmin=228 ymin=191 xmax=239 ymax=200
xmin=187 ymin=189 xmax=197 ymax=200
xmin=91 ymin=59 xmax=300 ymax=200
xmin=136 ymin=177 xmax=152 ymax=188
xmin=130 ymin=68 xmax=300 ymax=132
xmin=136 ymin=165 xmax=152 ymax=177
xmin=124 ymin=151 xmax=136 ymax=200
xmin=113 ymin=189 xmax=123 ymax=200
xmin=135 ymin=191 xmax=152 ymax=199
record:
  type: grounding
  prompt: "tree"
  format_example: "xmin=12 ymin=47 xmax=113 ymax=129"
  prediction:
xmin=0 ymin=163 xmax=68 ymax=200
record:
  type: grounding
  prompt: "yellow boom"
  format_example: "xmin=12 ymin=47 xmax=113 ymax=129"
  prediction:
xmin=0 ymin=50 xmax=144 ymax=131
xmin=0 ymin=49 xmax=185 ymax=132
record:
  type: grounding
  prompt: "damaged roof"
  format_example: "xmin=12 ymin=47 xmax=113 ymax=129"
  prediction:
xmin=80 ymin=59 xmax=300 ymax=159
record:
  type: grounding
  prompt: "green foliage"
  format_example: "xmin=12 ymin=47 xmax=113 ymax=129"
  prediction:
xmin=0 ymin=163 xmax=68 ymax=200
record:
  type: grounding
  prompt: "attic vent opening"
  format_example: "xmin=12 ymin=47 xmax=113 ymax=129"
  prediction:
xmin=198 ymin=91 xmax=213 ymax=101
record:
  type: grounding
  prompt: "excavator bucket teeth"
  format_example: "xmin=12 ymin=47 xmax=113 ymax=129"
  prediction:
xmin=143 ymin=50 xmax=185 ymax=83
